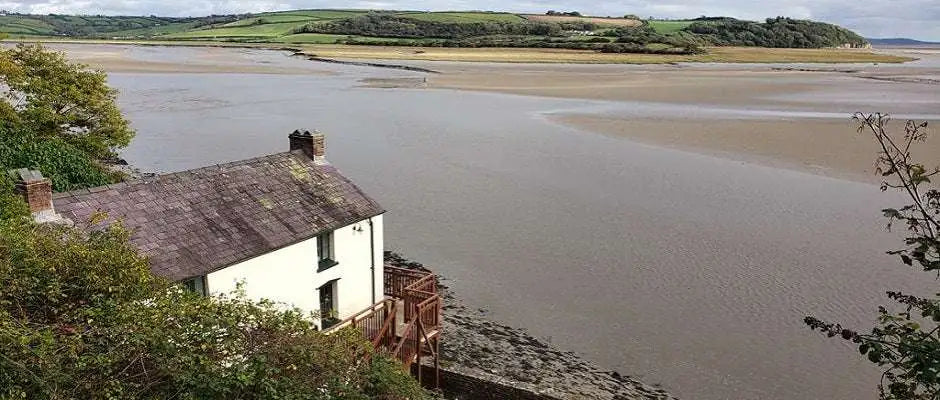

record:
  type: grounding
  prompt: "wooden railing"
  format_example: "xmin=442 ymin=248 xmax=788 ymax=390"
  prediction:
xmin=328 ymin=266 xmax=442 ymax=387
xmin=324 ymin=299 xmax=397 ymax=349
xmin=385 ymin=266 xmax=441 ymax=381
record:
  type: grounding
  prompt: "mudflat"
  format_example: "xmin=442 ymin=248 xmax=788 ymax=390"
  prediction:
xmin=54 ymin=42 xmax=940 ymax=181
xmin=46 ymin=42 xmax=940 ymax=400
xmin=411 ymin=51 xmax=940 ymax=181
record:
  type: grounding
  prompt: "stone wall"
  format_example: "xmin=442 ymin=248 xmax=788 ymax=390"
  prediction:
xmin=417 ymin=365 xmax=564 ymax=400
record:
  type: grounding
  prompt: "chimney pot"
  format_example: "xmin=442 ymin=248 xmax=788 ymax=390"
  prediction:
xmin=289 ymin=129 xmax=325 ymax=160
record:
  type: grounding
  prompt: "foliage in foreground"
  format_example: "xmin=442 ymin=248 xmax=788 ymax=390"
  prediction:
xmin=0 ymin=214 xmax=432 ymax=399
xmin=0 ymin=43 xmax=135 ymax=160
xmin=0 ymin=44 xmax=125 ymax=192
xmin=805 ymin=113 xmax=939 ymax=399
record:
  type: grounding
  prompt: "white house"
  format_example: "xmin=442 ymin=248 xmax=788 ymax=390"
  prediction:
xmin=17 ymin=130 xmax=384 ymax=329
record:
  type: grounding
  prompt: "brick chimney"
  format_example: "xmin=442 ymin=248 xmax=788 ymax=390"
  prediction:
xmin=289 ymin=129 xmax=325 ymax=160
xmin=9 ymin=168 xmax=54 ymax=216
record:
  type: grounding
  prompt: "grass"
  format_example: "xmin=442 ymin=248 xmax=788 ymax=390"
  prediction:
xmin=648 ymin=20 xmax=694 ymax=33
xmin=523 ymin=14 xmax=644 ymax=27
xmin=150 ymin=10 xmax=526 ymax=42
xmin=275 ymin=33 xmax=352 ymax=44
xmin=107 ymin=21 xmax=209 ymax=38
xmin=9 ymin=37 xmax=915 ymax=64
xmin=0 ymin=16 xmax=55 ymax=35
xmin=395 ymin=11 xmax=526 ymax=23
xmin=260 ymin=10 xmax=369 ymax=19
xmin=220 ymin=15 xmax=317 ymax=27
xmin=291 ymin=44 xmax=915 ymax=64
xmin=163 ymin=21 xmax=308 ymax=39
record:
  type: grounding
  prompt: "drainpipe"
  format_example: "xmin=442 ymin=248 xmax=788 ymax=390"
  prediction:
xmin=368 ymin=217 xmax=376 ymax=304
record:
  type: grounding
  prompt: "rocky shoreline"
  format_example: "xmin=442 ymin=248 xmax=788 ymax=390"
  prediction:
xmin=385 ymin=252 xmax=676 ymax=400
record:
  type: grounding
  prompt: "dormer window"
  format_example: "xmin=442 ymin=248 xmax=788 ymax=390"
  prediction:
xmin=317 ymin=231 xmax=337 ymax=271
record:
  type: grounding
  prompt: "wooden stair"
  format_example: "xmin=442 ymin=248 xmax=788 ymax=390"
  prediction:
xmin=326 ymin=265 xmax=442 ymax=388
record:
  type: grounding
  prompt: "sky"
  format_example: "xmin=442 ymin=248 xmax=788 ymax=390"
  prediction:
xmin=0 ymin=0 xmax=937 ymax=41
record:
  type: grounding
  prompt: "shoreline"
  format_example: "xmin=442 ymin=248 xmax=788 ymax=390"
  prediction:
xmin=385 ymin=252 xmax=676 ymax=400
xmin=44 ymin=41 xmax=940 ymax=185
xmin=47 ymin=41 xmax=940 ymax=184
xmin=6 ymin=38 xmax=915 ymax=65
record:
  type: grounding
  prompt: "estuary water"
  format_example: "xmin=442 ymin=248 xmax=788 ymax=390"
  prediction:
xmin=76 ymin=44 xmax=935 ymax=400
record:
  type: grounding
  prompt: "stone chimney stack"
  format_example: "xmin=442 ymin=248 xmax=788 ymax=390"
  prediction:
xmin=289 ymin=129 xmax=325 ymax=160
xmin=9 ymin=168 xmax=54 ymax=218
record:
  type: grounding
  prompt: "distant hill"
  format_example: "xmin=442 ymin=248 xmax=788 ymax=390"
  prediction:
xmin=868 ymin=38 xmax=940 ymax=47
xmin=0 ymin=10 xmax=871 ymax=54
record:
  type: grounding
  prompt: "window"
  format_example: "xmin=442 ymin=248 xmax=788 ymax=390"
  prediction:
xmin=181 ymin=276 xmax=207 ymax=296
xmin=317 ymin=231 xmax=337 ymax=271
xmin=319 ymin=279 xmax=339 ymax=329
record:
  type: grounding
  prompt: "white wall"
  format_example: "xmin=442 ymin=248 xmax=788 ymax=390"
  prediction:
xmin=206 ymin=214 xmax=384 ymax=329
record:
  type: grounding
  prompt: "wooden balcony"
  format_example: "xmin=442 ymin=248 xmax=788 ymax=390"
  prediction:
xmin=325 ymin=264 xmax=442 ymax=387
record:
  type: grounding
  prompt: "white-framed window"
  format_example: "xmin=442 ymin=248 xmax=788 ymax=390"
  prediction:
xmin=317 ymin=231 xmax=337 ymax=271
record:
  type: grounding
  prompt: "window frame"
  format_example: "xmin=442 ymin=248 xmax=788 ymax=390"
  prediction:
xmin=317 ymin=231 xmax=338 ymax=271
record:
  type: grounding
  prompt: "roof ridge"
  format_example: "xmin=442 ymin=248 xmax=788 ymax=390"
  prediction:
xmin=52 ymin=151 xmax=306 ymax=199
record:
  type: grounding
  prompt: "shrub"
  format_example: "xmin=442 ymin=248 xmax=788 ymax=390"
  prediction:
xmin=0 ymin=217 xmax=434 ymax=399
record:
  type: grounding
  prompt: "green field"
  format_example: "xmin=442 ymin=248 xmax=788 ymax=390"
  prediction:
xmin=649 ymin=20 xmax=694 ymax=33
xmin=164 ymin=21 xmax=315 ymax=39
xmin=0 ymin=16 xmax=55 ymax=35
xmin=144 ymin=10 xmax=535 ymax=41
xmin=395 ymin=11 xmax=526 ymax=23
xmin=275 ymin=33 xmax=353 ymax=44
xmin=0 ymin=11 xmax=701 ymax=41
xmin=0 ymin=10 xmax=886 ymax=64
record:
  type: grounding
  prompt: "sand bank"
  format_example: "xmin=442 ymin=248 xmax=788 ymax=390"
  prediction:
xmin=51 ymin=42 xmax=940 ymax=183
xmin=553 ymin=115 xmax=940 ymax=182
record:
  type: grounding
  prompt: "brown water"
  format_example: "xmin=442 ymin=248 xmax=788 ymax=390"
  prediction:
xmin=67 ymin=44 xmax=937 ymax=400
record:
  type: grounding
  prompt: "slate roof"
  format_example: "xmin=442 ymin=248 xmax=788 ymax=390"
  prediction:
xmin=52 ymin=151 xmax=384 ymax=281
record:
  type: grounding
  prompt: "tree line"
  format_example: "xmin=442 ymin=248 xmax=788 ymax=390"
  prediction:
xmin=297 ymin=12 xmax=703 ymax=54
xmin=685 ymin=17 xmax=868 ymax=48
xmin=297 ymin=12 xmax=597 ymax=39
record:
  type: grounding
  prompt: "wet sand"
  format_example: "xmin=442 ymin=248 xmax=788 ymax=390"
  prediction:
xmin=398 ymin=53 xmax=940 ymax=181
xmin=63 ymin=44 xmax=940 ymax=183
xmin=45 ymin=43 xmax=335 ymax=75
xmin=44 ymin=43 xmax=940 ymax=400
xmin=553 ymin=116 xmax=938 ymax=182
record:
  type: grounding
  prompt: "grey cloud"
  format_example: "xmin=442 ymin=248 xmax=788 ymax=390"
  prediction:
xmin=1 ymin=0 xmax=936 ymax=40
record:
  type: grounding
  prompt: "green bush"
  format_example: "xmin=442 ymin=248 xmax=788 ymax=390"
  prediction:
xmin=0 ymin=217 xmax=434 ymax=399
xmin=0 ymin=126 xmax=116 ymax=192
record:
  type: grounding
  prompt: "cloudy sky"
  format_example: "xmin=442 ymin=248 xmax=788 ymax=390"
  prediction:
xmin=0 ymin=0 xmax=936 ymax=41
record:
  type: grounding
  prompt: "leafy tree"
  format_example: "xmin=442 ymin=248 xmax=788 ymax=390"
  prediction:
xmin=805 ymin=113 xmax=939 ymax=399
xmin=684 ymin=17 xmax=867 ymax=48
xmin=0 ymin=43 xmax=134 ymax=160
xmin=0 ymin=214 xmax=433 ymax=399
